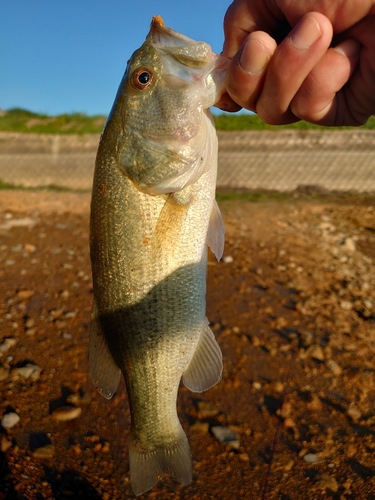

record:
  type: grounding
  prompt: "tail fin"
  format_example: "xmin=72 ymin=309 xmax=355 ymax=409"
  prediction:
xmin=129 ymin=430 xmax=192 ymax=496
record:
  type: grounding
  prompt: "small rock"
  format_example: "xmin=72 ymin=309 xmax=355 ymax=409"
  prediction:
xmin=24 ymin=244 xmax=36 ymax=253
xmin=25 ymin=318 xmax=35 ymax=329
xmin=101 ymin=442 xmax=110 ymax=453
xmin=307 ymin=395 xmax=323 ymax=411
xmin=55 ymin=320 xmax=68 ymax=330
xmin=284 ymin=459 xmax=295 ymax=472
xmin=62 ymin=332 xmax=72 ymax=340
xmin=252 ymin=381 xmax=262 ymax=390
xmin=64 ymin=311 xmax=77 ymax=319
xmin=17 ymin=289 xmax=35 ymax=300
xmin=347 ymin=407 xmax=362 ymax=421
xmin=190 ymin=421 xmax=210 ymax=434
xmin=305 ymin=344 xmax=325 ymax=361
xmin=283 ymin=417 xmax=296 ymax=429
xmin=197 ymin=402 xmax=219 ymax=418
xmin=2 ymin=412 xmax=20 ymax=429
xmin=49 ymin=308 xmax=64 ymax=319
xmin=70 ymin=443 xmax=82 ymax=455
xmin=211 ymin=426 xmax=240 ymax=449
xmin=299 ymin=331 xmax=314 ymax=348
xmin=315 ymin=474 xmax=339 ymax=492
xmin=340 ymin=300 xmax=353 ymax=311
xmin=51 ymin=405 xmax=82 ymax=422
xmin=326 ymin=359 xmax=342 ymax=376
xmin=32 ymin=444 xmax=55 ymax=459
xmin=0 ymin=338 xmax=17 ymax=353
xmin=342 ymin=237 xmax=356 ymax=252
xmin=274 ymin=381 xmax=285 ymax=393
xmin=303 ymin=453 xmax=324 ymax=464
xmin=0 ymin=435 xmax=12 ymax=452
xmin=59 ymin=290 xmax=70 ymax=299
xmin=277 ymin=402 xmax=292 ymax=419
xmin=17 ymin=363 xmax=41 ymax=381
xmin=222 ymin=255 xmax=234 ymax=264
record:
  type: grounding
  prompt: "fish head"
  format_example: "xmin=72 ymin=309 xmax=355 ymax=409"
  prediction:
xmin=101 ymin=16 xmax=229 ymax=195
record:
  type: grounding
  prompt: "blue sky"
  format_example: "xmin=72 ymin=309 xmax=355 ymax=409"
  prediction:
xmin=2 ymin=1 xmax=231 ymax=116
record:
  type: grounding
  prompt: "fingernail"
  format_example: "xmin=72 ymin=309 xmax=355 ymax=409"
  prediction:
xmin=290 ymin=16 xmax=322 ymax=50
xmin=333 ymin=38 xmax=360 ymax=58
xmin=239 ymin=39 xmax=271 ymax=75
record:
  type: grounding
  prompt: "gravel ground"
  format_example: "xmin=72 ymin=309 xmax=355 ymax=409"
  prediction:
xmin=0 ymin=190 xmax=375 ymax=500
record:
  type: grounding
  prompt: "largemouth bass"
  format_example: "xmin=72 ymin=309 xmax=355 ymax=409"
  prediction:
xmin=90 ymin=16 xmax=228 ymax=496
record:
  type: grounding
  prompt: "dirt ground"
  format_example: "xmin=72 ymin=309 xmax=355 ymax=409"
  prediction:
xmin=0 ymin=190 xmax=375 ymax=500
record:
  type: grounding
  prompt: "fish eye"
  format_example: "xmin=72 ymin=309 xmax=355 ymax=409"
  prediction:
xmin=132 ymin=68 xmax=153 ymax=90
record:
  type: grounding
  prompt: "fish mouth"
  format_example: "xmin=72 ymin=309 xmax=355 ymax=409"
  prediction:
xmin=147 ymin=16 xmax=230 ymax=105
xmin=148 ymin=16 xmax=198 ymax=48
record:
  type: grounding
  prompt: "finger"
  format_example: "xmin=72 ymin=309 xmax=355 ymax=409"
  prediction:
xmin=214 ymin=91 xmax=242 ymax=113
xmin=290 ymin=39 xmax=361 ymax=125
xmin=255 ymin=12 xmax=333 ymax=124
xmin=222 ymin=31 xmax=277 ymax=112
xmin=223 ymin=0 xmax=280 ymax=58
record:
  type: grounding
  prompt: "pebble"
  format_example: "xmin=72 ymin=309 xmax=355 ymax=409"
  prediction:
xmin=25 ymin=318 xmax=35 ymax=329
xmin=197 ymin=401 xmax=219 ymax=418
xmin=0 ymin=435 xmax=12 ymax=452
xmin=277 ymin=402 xmax=292 ymax=419
xmin=24 ymin=244 xmax=36 ymax=253
xmin=315 ymin=474 xmax=339 ymax=492
xmin=303 ymin=453 xmax=324 ymax=464
xmin=17 ymin=363 xmax=41 ymax=381
xmin=2 ymin=412 xmax=20 ymax=429
xmin=222 ymin=255 xmax=234 ymax=263
xmin=17 ymin=289 xmax=35 ymax=300
xmin=347 ymin=407 xmax=362 ymax=421
xmin=0 ymin=338 xmax=17 ymax=353
xmin=305 ymin=344 xmax=325 ymax=361
xmin=211 ymin=426 xmax=240 ymax=449
xmin=326 ymin=359 xmax=342 ymax=376
xmin=51 ymin=405 xmax=82 ymax=422
xmin=340 ymin=300 xmax=353 ymax=311
xmin=190 ymin=421 xmax=210 ymax=434
xmin=32 ymin=444 xmax=55 ymax=459
xmin=342 ymin=237 xmax=356 ymax=252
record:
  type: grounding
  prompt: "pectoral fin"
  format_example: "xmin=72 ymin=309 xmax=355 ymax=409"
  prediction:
xmin=206 ymin=200 xmax=225 ymax=261
xmin=89 ymin=303 xmax=121 ymax=399
xmin=182 ymin=321 xmax=222 ymax=393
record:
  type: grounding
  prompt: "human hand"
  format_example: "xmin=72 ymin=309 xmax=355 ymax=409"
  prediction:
xmin=218 ymin=0 xmax=375 ymax=126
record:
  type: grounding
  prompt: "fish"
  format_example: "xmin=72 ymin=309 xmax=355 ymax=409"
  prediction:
xmin=89 ymin=16 xmax=229 ymax=496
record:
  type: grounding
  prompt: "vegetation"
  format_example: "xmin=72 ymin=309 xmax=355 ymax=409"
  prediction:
xmin=1 ymin=108 xmax=375 ymax=134
xmin=213 ymin=113 xmax=375 ymax=131
xmin=0 ymin=108 xmax=106 ymax=135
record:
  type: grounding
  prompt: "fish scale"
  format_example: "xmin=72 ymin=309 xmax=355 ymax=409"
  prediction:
xmin=89 ymin=16 xmax=229 ymax=496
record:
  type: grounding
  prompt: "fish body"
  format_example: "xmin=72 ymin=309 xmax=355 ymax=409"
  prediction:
xmin=90 ymin=16 xmax=228 ymax=496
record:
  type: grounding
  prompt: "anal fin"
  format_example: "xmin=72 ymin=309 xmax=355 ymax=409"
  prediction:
xmin=182 ymin=321 xmax=222 ymax=393
xmin=89 ymin=303 xmax=121 ymax=399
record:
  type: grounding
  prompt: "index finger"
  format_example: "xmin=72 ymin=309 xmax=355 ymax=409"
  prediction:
xmin=223 ymin=0 xmax=282 ymax=57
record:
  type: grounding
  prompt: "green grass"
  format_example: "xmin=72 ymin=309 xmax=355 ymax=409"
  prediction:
xmin=213 ymin=113 xmax=375 ymax=131
xmin=1 ymin=108 xmax=375 ymax=134
xmin=0 ymin=108 xmax=106 ymax=134
xmin=0 ymin=178 xmax=90 ymax=193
